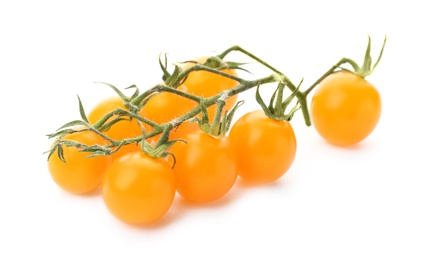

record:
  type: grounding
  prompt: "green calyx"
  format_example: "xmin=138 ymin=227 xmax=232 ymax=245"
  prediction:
xmin=139 ymin=138 xmax=182 ymax=168
xmin=193 ymin=55 xmax=251 ymax=74
xmin=203 ymin=56 xmax=226 ymax=69
xmin=256 ymin=77 xmax=301 ymax=121
xmin=159 ymin=53 xmax=184 ymax=88
xmin=197 ymin=99 xmax=244 ymax=138
xmin=354 ymin=35 xmax=387 ymax=78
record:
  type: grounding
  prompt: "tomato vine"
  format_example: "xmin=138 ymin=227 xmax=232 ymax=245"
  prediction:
xmin=46 ymin=35 xmax=386 ymax=161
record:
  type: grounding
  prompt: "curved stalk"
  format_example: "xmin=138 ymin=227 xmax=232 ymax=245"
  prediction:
xmin=47 ymin=38 xmax=385 ymax=159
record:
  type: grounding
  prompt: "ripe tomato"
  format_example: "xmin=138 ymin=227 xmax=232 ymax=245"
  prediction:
xmin=47 ymin=130 xmax=112 ymax=194
xmin=139 ymin=84 xmax=198 ymax=141
xmin=88 ymin=96 xmax=142 ymax=160
xmin=310 ymin=71 xmax=382 ymax=146
xmin=102 ymin=152 xmax=176 ymax=225
xmin=171 ymin=130 xmax=238 ymax=203
xmin=229 ymin=110 xmax=297 ymax=184
xmin=182 ymin=56 xmax=239 ymax=120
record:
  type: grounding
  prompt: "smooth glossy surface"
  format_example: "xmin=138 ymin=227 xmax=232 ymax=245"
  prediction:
xmin=229 ymin=110 xmax=297 ymax=184
xmin=310 ymin=71 xmax=382 ymax=146
xmin=48 ymin=131 xmax=112 ymax=194
xmin=171 ymin=131 xmax=237 ymax=203
xmin=102 ymin=152 xmax=176 ymax=225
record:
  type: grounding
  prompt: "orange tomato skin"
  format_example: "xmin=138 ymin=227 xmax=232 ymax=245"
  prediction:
xmin=182 ymin=57 xmax=239 ymax=120
xmin=102 ymin=152 xmax=176 ymax=225
xmin=48 ymin=131 xmax=112 ymax=194
xmin=229 ymin=110 xmax=297 ymax=184
xmin=88 ymin=96 xmax=142 ymax=160
xmin=310 ymin=71 xmax=382 ymax=146
xmin=171 ymin=131 xmax=238 ymax=203
xmin=139 ymin=85 xmax=198 ymax=141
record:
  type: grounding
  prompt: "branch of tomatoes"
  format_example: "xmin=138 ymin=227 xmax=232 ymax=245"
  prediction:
xmin=46 ymin=72 xmax=278 ymax=161
xmin=46 ymin=35 xmax=386 ymax=161
xmin=217 ymin=35 xmax=386 ymax=126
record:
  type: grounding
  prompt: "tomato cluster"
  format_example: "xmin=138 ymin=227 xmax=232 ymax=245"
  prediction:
xmin=46 ymin=39 xmax=385 ymax=226
xmin=47 ymin=57 xmax=253 ymax=225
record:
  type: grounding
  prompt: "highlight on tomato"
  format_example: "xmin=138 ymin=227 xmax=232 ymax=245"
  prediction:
xmin=182 ymin=56 xmax=240 ymax=120
xmin=47 ymin=130 xmax=112 ymax=194
xmin=102 ymin=151 xmax=176 ymax=225
xmin=229 ymin=110 xmax=297 ymax=184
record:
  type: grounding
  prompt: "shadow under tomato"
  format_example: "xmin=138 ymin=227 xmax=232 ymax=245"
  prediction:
xmin=57 ymin=185 xmax=103 ymax=198
xmin=111 ymin=199 xmax=186 ymax=231
xmin=234 ymin=176 xmax=288 ymax=190
xmin=176 ymin=186 xmax=242 ymax=209
xmin=138 ymin=185 xmax=246 ymax=227
xmin=113 ymin=176 xmax=295 ymax=230
xmin=318 ymin=136 xmax=374 ymax=151
xmin=114 ymin=190 xmax=242 ymax=231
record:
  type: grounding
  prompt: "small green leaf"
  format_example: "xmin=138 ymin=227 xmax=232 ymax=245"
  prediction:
xmin=86 ymin=150 xmax=110 ymax=158
xmin=165 ymin=63 xmax=183 ymax=87
xmin=268 ymin=87 xmax=279 ymax=112
xmin=255 ymin=84 xmax=275 ymax=119
xmin=139 ymin=92 xmax=159 ymax=109
xmin=56 ymin=120 xmax=87 ymax=131
xmin=98 ymin=117 xmax=128 ymax=132
xmin=57 ymin=145 xmax=66 ymax=163
xmin=274 ymin=83 xmax=285 ymax=116
xmin=94 ymin=82 xmax=128 ymax=101
xmin=77 ymin=96 xmax=89 ymax=123
xmin=220 ymin=61 xmax=252 ymax=74
xmin=45 ymin=146 xmax=57 ymax=161
xmin=155 ymin=126 xmax=171 ymax=148
xmin=355 ymin=35 xmax=387 ymax=78
xmin=159 ymin=53 xmax=171 ymax=81
xmin=284 ymin=102 xmax=301 ymax=121
xmin=126 ymin=84 xmax=139 ymax=100
xmin=82 ymin=145 xmax=112 ymax=158
xmin=282 ymin=84 xmax=301 ymax=109
xmin=62 ymin=140 xmax=83 ymax=148
xmin=371 ymin=34 xmax=387 ymax=73
xmin=47 ymin=129 xmax=74 ymax=139
xmin=198 ymin=99 xmax=210 ymax=125
xmin=362 ymin=35 xmax=373 ymax=73
xmin=224 ymin=100 xmax=244 ymax=134
xmin=80 ymin=144 xmax=105 ymax=153
xmin=163 ymin=152 xmax=177 ymax=169
xmin=140 ymin=139 xmax=153 ymax=154
xmin=153 ymin=139 xmax=186 ymax=158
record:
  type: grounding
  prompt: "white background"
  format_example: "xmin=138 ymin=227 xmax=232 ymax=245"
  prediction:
xmin=1 ymin=0 xmax=436 ymax=259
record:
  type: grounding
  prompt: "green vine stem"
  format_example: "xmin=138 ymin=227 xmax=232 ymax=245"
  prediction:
xmin=46 ymin=37 xmax=386 ymax=160
xmin=217 ymin=36 xmax=386 ymax=126
xmin=46 ymin=73 xmax=277 ymax=160
xmin=217 ymin=46 xmax=361 ymax=126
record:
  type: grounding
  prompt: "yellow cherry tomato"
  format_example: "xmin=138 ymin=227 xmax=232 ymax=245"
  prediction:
xmin=229 ymin=110 xmax=297 ymax=184
xmin=48 ymin=130 xmax=112 ymax=194
xmin=102 ymin=152 xmax=176 ymax=225
xmin=310 ymin=71 xmax=382 ymax=146
xmin=171 ymin=130 xmax=237 ymax=203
